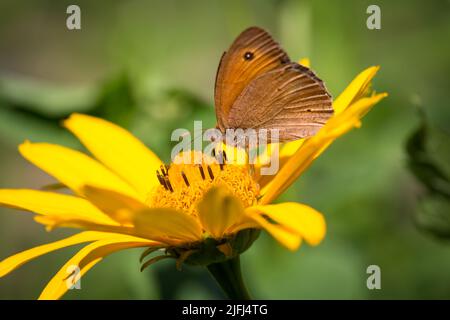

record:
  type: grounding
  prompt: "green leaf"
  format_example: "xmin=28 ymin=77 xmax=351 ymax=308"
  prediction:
xmin=416 ymin=194 xmax=450 ymax=240
xmin=0 ymin=74 xmax=98 ymax=116
xmin=406 ymin=110 xmax=450 ymax=197
xmin=89 ymin=73 xmax=138 ymax=128
xmin=0 ymin=73 xmax=139 ymax=146
xmin=406 ymin=108 xmax=450 ymax=239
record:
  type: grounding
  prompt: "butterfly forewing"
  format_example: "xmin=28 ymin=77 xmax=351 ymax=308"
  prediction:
xmin=226 ymin=62 xmax=333 ymax=141
xmin=214 ymin=26 xmax=333 ymax=142
xmin=214 ymin=27 xmax=290 ymax=130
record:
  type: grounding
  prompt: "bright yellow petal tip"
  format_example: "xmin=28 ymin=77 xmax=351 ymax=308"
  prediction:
xmin=334 ymin=65 xmax=381 ymax=115
xmin=246 ymin=202 xmax=326 ymax=250
xmin=298 ymin=57 xmax=311 ymax=67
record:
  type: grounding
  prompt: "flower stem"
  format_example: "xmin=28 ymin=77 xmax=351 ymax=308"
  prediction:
xmin=207 ymin=256 xmax=251 ymax=300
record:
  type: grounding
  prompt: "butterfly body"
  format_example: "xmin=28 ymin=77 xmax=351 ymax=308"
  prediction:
xmin=214 ymin=27 xmax=333 ymax=142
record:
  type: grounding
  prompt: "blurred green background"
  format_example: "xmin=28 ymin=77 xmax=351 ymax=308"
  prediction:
xmin=0 ymin=0 xmax=449 ymax=299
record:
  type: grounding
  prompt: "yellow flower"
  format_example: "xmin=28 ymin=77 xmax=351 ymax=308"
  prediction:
xmin=0 ymin=63 xmax=387 ymax=300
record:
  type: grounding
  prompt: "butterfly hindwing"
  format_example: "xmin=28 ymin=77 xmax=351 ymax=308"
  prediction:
xmin=226 ymin=62 xmax=333 ymax=141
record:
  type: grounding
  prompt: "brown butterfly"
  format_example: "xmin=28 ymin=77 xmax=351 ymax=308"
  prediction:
xmin=214 ymin=26 xmax=333 ymax=142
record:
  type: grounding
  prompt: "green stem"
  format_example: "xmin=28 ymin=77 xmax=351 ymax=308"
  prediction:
xmin=207 ymin=256 xmax=251 ymax=300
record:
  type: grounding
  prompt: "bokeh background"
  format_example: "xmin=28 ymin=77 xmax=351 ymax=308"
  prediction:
xmin=0 ymin=0 xmax=449 ymax=299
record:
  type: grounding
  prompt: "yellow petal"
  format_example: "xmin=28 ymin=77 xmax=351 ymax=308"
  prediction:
xmin=82 ymin=185 xmax=147 ymax=225
xmin=333 ymin=66 xmax=380 ymax=115
xmin=253 ymin=142 xmax=280 ymax=172
xmin=197 ymin=186 xmax=245 ymax=238
xmin=19 ymin=141 xmax=140 ymax=200
xmin=33 ymin=215 xmax=139 ymax=238
xmin=250 ymin=202 xmax=326 ymax=246
xmin=280 ymin=139 xmax=305 ymax=159
xmin=255 ymin=140 xmax=304 ymax=188
xmin=133 ymin=208 xmax=203 ymax=243
xmin=38 ymin=236 xmax=157 ymax=300
xmin=226 ymin=218 xmax=260 ymax=234
xmin=246 ymin=208 xmax=301 ymax=251
xmin=80 ymin=185 xmax=202 ymax=244
xmin=0 ymin=231 xmax=119 ymax=277
xmin=64 ymin=114 xmax=163 ymax=199
xmin=0 ymin=189 xmax=116 ymax=225
xmin=298 ymin=57 xmax=311 ymax=68
xmin=260 ymin=93 xmax=387 ymax=204
xmin=218 ymin=142 xmax=248 ymax=165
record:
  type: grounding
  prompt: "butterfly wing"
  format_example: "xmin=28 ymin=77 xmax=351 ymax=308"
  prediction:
xmin=214 ymin=27 xmax=290 ymax=131
xmin=226 ymin=62 xmax=333 ymax=141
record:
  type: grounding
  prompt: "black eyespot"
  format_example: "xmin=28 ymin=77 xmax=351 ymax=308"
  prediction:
xmin=244 ymin=51 xmax=254 ymax=60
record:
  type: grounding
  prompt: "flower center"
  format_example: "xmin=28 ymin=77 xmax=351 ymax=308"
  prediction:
xmin=146 ymin=151 xmax=259 ymax=216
